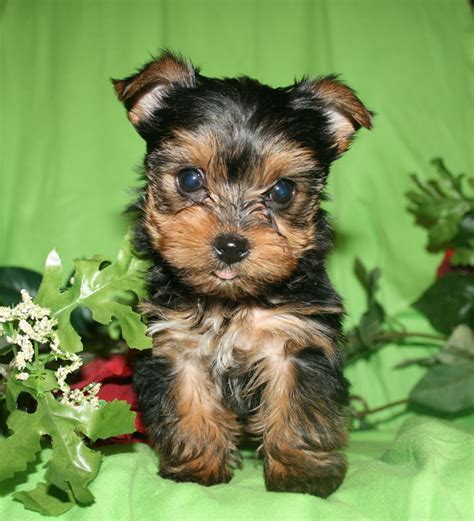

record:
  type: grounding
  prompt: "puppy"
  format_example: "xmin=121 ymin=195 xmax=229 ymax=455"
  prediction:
xmin=113 ymin=51 xmax=372 ymax=497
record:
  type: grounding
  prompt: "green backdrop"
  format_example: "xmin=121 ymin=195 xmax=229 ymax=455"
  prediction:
xmin=1 ymin=0 xmax=473 ymax=519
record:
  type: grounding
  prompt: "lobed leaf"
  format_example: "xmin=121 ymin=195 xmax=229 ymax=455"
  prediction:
xmin=0 ymin=388 xmax=136 ymax=515
xmin=14 ymin=483 xmax=75 ymax=516
xmin=35 ymin=233 xmax=152 ymax=353
xmin=0 ymin=410 xmax=42 ymax=481
xmin=84 ymin=400 xmax=137 ymax=442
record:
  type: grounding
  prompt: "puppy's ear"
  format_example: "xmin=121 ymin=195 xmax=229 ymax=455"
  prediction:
xmin=297 ymin=76 xmax=373 ymax=154
xmin=112 ymin=51 xmax=196 ymax=133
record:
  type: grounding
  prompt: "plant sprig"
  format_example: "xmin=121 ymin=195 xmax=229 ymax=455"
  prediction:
xmin=0 ymin=232 xmax=150 ymax=515
xmin=406 ymin=158 xmax=474 ymax=264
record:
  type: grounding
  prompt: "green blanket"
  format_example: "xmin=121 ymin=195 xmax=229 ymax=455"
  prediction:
xmin=1 ymin=0 xmax=473 ymax=519
xmin=1 ymin=418 xmax=473 ymax=520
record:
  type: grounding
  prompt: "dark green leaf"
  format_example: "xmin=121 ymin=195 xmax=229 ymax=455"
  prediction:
xmin=410 ymin=362 xmax=474 ymax=413
xmin=397 ymin=325 xmax=473 ymax=368
xmin=455 ymin=212 xmax=474 ymax=247
xmin=0 ymin=267 xmax=42 ymax=306
xmin=451 ymin=247 xmax=474 ymax=267
xmin=358 ymin=303 xmax=385 ymax=347
xmin=414 ymin=273 xmax=474 ymax=334
xmin=14 ymin=483 xmax=75 ymax=516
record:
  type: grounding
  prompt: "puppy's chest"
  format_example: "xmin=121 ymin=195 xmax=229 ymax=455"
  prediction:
xmin=149 ymin=304 xmax=294 ymax=373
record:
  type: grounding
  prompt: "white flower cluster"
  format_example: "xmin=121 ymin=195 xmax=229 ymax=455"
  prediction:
xmin=55 ymin=351 xmax=101 ymax=408
xmin=0 ymin=290 xmax=101 ymax=408
xmin=0 ymin=290 xmax=56 ymax=376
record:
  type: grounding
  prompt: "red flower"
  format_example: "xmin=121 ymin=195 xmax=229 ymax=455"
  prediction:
xmin=436 ymin=249 xmax=474 ymax=279
xmin=72 ymin=353 xmax=146 ymax=444
xmin=436 ymin=249 xmax=455 ymax=279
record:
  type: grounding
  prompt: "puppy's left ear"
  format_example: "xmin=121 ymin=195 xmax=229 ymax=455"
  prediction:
xmin=297 ymin=76 xmax=373 ymax=154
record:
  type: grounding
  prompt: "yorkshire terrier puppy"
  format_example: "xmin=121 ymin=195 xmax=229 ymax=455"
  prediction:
xmin=113 ymin=51 xmax=372 ymax=497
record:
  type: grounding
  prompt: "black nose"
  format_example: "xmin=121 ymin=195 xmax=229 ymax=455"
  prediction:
xmin=213 ymin=234 xmax=250 ymax=265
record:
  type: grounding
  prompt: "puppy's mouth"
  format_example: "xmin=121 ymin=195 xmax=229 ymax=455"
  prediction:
xmin=213 ymin=268 xmax=238 ymax=281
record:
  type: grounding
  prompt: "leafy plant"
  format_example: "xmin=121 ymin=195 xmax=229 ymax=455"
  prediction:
xmin=345 ymin=259 xmax=443 ymax=366
xmin=0 ymin=233 xmax=151 ymax=515
xmin=406 ymin=158 xmax=474 ymax=265
xmin=348 ymin=260 xmax=474 ymax=425
xmin=398 ymin=325 xmax=474 ymax=413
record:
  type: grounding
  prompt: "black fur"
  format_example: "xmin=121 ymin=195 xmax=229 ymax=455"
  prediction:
xmin=120 ymin=52 xmax=371 ymax=496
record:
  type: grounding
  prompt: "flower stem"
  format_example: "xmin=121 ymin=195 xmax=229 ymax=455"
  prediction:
xmin=376 ymin=331 xmax=445 ymax=342
xmin=350 ymin=394 xmax=410 ymax=419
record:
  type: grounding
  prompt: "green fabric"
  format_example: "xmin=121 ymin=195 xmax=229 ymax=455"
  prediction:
xmin=1 ymin=0 xmax=474 ymax=519
xmin=1 ymin=418 xmax=473 ymax=520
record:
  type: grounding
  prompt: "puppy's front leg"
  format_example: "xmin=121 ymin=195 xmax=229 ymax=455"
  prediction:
xmin=251 ymin=345 xmax=349 ymax=498
xmin=134 ymin=352 xmax=240 ymax=486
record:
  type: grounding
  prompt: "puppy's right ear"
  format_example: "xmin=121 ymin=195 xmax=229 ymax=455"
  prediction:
xmin=112 ymin=51 xmax=196 ymax=134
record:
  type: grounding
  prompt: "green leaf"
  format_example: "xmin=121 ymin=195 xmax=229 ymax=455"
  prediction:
xmin=437 ymin=325 xmax=474 ymax=365
xmin=0 ymin=410 xmax=41 ymax=480
xmin=405 ymin=159 xmax=474 ymax=252
xmin=1 ymin=394 xmax=100 ymax=503
xmin=5 ymin=376 xmax=25 ymax=412
xmin=397 ymin=325 xmax=473 ymax=368
xmin=22 ymin=369 xmax=58 ymax=395
xmin=454 ymin=212 xmax=474 ymax=248
xmin=410 ymin=362 xmax=474 ymax=413
xmin=0 ymin=390 xmax=136 ymax=515
xmin=0 ymin=267 xmax=43 ymax=306
xmin=35 ymin=233 xmax=151 ymax=352
xmin=354 ymin=258 xmax=381 ymax=304
xmin=84 ymin=400 xmax=136 ymax=442
xmin=451 ymin=247 xmax=474 ymax=267
xmin=345 ymin=260 xmax=388 ymax=363
xmin=414 ymin=273 xmax=474 ymax=334
xmin=14 ymin=483 xmax=75 ymax=516
xmin=358 ymin=302 xmax=385 ymax=347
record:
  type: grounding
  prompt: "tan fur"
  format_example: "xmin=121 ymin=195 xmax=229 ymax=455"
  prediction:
xmin=144 ymin=299 xmax=340 ymax=385
xmin=142 ymin=127 xmax=322 ymax=299
xmin=143 ymin=299 xmax=344 ymax=489
xmin=162 ymin=356 xmax=240 ymax=485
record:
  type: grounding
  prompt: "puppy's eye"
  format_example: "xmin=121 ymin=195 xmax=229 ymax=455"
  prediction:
xmin=177 ymin=168 xmax=204 ymax=193
xmin=268 ymin=179 xmax=295 ymax=206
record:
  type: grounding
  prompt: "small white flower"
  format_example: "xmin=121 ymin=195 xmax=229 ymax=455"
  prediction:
xmin=0 ymin=306 xmax=13 ymax=323
xmin=1 ymin=289 xmax=102 ymax=409
xmin=13 ymin=352 xmax=27 ymax=370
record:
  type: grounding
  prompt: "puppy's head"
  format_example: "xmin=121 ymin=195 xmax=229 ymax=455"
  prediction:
xmin=114 ymin=51 xmax=372 ymax=299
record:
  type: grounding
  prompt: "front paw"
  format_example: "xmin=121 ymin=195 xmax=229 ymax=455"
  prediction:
xmin=264 ymin=450 xmax=347 ymax=498
xmin=159 ymin=457 xmax=234 ymax=487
